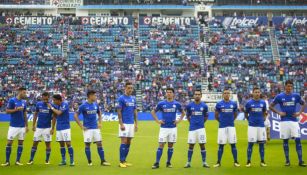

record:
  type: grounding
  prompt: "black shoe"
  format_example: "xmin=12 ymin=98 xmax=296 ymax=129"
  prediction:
xmin=299 ymin=161 xmax=306 ymax=167
xmin=166 ymin=162 xmax=173 ymax=168
xmin=285 ymin=161 xmax=290 ymax=167
xmin=213 ymin=162 xmax=221 ymax=168
xmin=152 ymin=162 xmax=159 ymax=169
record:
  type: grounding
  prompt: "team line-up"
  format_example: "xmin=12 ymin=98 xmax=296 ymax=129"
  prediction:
xmin=1 ymin=80 xmax=306 ymax=168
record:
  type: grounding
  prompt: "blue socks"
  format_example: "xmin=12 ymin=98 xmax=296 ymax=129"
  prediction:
xmin=259 ymin=142 xmax=265 ymax=162
xmin=295 ymin=138 xmax=303 ymax=163
xmin=97 ymin=147 xmax=105 ymax=161
xmin=60 ymin=147 xmax=66 ymax=162
xmin=201 ymin=149 xmax=206 ymax=163
xmin=119 ymin=144 xmax=126 ymax=162
xmin=85 ymin=147 xmax=91 ymax=162
xmin=5 ymin=146 xmax=12 ymax=162
xmin=283 ymin=139 xmax=290 ymax=162
xmin=247 ymin=142 xmax=254 ymax=161
xmin=231 ymin=144 xmax=238 ymax=162
xmin=68 ymin=147 xmax=74 ymax=164
xmin=155 ymin=148 xmax=163 ymax=164
xmin=16 ymin=145 xmax=23 ymax=162
xmin=46 ymin=148 xmax=51 ymax=162
xmin=30 ymin=147 xmax=37 ymax=161
xmin=187 ymin=149 xmax=193 ymax=163
xmin=167 ymin=148 xmax=174 ymax=163
xmin=124 ymin=144 xmax=130 ymax=159
xmin=217 ymin=144 xmax=224 ymax=163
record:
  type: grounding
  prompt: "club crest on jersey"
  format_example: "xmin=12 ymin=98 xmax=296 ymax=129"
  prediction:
xmin=230 ymin=105 xmax=233 ymax=108
xmin=292 ymin=97 xmax=295 ymax=101
xmin=200 ymin=107 xmax=203 ymax=111
xmin=260 ymin=104 xmax=263 ymax=107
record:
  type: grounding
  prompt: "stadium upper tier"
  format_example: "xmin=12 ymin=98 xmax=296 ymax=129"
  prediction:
xmin=0 ymin=16 xmax=306 ymax=112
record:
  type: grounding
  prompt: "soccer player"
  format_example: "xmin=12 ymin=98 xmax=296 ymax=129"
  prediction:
xmin=1 ymin=87 xmax=28 ymax=166
xmin=117 ymin=82 xmax=138 ymax=168
xmin=74 ymin=90 xmax=111 ymax=166
xmin=214 ymin=89 xmax=240 ymax=168
xmin=245 ymin=87 xmax=267 ymax=167
xmin=49 ymin=94 xmax=74 ymax=166
xmin=27 ymin=92 xmax=53 ymax=165
xmin=269 ymin=80 xmax=306 ymax=167
xmin=151 ymin=87 xmax=185 ymax=169
xmin=184 ymin=89 xmax=210 ymax=168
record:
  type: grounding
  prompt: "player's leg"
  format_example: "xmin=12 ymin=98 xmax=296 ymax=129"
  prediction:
xmin=85 ymin=142 xmax=92 ymax=165
xmin=214 ymin=128 xmax=226 ymax=167
xmin=199 ymin=144 xmax=209 ymax=168
xmin=258 ymin=127 xmax=267 ymax=167
xmin=16 ymin=139 xmax=24 ymax=165
xmin=59 ymin=141 xmax=67 ymax=166
xmin=184 ymin=144 xmax=194 ymax=168
xmin=246 ymin=126 xmax=256 ymax=167
xmin=198 ymin=128 xmax=209 ymax=167
xmin=280 ymin=122 xmax=291 ymax=166
xmin=166 ymin=128 xmax=177 ymax=167
xmin=119 ymin=137 xmax=128 ymax=166
xmin=96 ymin=141 xmax=110 ymax=166
xmin=291 ymin=122 xmax=305 ymax=166
xmin=266 ymin=127 xmax=270 ymax=142
xmin=28 ymin=141 xmax=39 ymax=164
xmin=65 ymin=141 xmax=74 ymax=166
xmin=229 ymin=127 xmax=239 ymax=167
xmin=2 ymin=140 xmax=13 ymax=166
xmin=152 ymin=142 xmax=165 ymax=169
xmin=45 ymin=141 xmax=51 ymax=164
xmin=124 ymin=137 xmax=132 ymax=163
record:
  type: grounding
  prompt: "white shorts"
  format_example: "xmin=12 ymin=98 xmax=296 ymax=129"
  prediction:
xmin=119 ymin=124 xmax=135 ymax=138
xmin=34 ymin=128 xmax=52 ymax=142
xmin=159 ymin=127 xmax=177 ymax=143
xmin=56 ymin=129 xmax=71 ymax=142
xmin=248 ymin=126 xmax=267 ymax=142
xmin=84 ymin=129 xmax=102 ymax=143
xmin=264 ymin=118 xmax=271 ymax=128
xmin=217 ymin=127 xmax=237 ymax=144
xmin=280 ymin=121 xmax=300 ymax=139
xmin=188 ymin=128 xmax=207 ymax=144
xmin=7 ymin=127 xmax=26 ymax=141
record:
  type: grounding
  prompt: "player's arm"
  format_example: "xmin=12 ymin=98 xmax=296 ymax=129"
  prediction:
xmin=234 ymin=102 xmax=238 ymax=120
xmin=186 ymin=109 xmax=191 ymax=122
xmin=49 ymin=104 xmax=63 ymax=116
xmin=117 ymin=108 xmax=125 ymax=131
xmin=50 ymin=114 xmax=56 ymax=135
xmin=98 ymin=110 xmax=102 ymax=129
xmin=269 ymin=96 xmax=286 ymax=116
xmin=293 ymin=98 xmax=306 ymax=117
xmin=151 ymin=109 xmax=164 ymax=124
xmin=5 ymin=100 xmax=22 ymax=113
xmin=74 ymin=112 xmax=85 ymax=130
xmin=32 ymin=111 xmax=38 ymax=131
xmin=204 ymin=111 xmax=208 ymax=122
xmin=24 ymin=109 xmax=29 ymax=133
xmin=214 ymin=110 xmax=219 ymax=121
xmin=175 ymin=110 xmax=185 ymax=125
xmin=134 ymin=109 xmax=138 ymax=132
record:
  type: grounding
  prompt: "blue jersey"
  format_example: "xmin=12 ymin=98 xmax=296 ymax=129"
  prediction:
xmin=215 ymin=100 xmax=238 ymax=128
xmin=35 ymin=101 xmax=53 ymax=128
xmin=186 ymin=101 xmax=208 ymax=131
xmin=78 ymin=102 xmax=100 ymax=129
xmin=245 ymin=99 xmax=266 ymax=127
xmin=272 ymin=92 xmax=305 ymax=121
xmin=155 ymin=100 xmax=183 ymax=128
xmin=117 ymin=95 xmax=136 ymax=124
xmin=55 ymin=102 xmax=70 ymax=131
xmin=7 ymin=97 xmax=27 ymax=127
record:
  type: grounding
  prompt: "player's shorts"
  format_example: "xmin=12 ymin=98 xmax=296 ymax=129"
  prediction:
xmin=7 ymin=127 xmax=26 ymax=141
xmin=217 ymin=127 xmax=237 ymax=144
xmin=264 ymin=118 xmax=271 ymax=128
xmin=159 ymin=127 xmax=177 ymax=143
xmin=280 ymin=121 xmax=300 ymax=139
xmin=188 ymin=128 xmax=207 ymax=144
xmin=33 ymin=128 xmax=52 ymax=142
xmin=248 ymin=126 xmax=267 ymax=142
xmin=56 ymin=129 xmax=71 ymax=142
xmin=119 ymin=124 xmax=135 ymax=138
xmin=84 ymin=129 xmax=102 ymax=143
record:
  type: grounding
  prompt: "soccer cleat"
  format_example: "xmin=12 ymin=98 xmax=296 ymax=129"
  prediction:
xmin=88 ymin=162 xmax=93 ymax=166
xmin=184 ymin=163 xmax=191 ymax=168
xmin=203 ymin=162 xmax=210 ymax=168
xmin=299 ymin=161 xmax=307 ymax=167
xmin=58 ymin=161 xmax=67 ymax=166
xmin=152 ymin=162 xmax=159 ymax=169
xmin=1 ymin=162 xmax=10 ymax=167
xmin=260 ymin=161 xmax=267 ymax=167
xmin=123 ymin=161 xmax=132 ymax=167
xmin=45 ymin=161 xmax=50 ymax=165
xmin=213 ymin=162 xmax=221 ymax=168
xmin=27 ymin=161 xmax=34 ymax=165
xmin=246 ymin=160 xmax=251 ymax=167
xmin=285 ymin=161 xmax=290 ymax=167
xmin=119 ymin=162 xmax=127 ymax=168
xmin=15 ymin=161 xmax=23 ymax=166
xmin=70 ymin=162 xmax=75 ymax=167
xmin=101 ymin=161 xmax=111 ymax=166
xmin=166 ymin=162 xmax=173 ymax=168
xmin=234 ymin=161 xmax=240 ymax=167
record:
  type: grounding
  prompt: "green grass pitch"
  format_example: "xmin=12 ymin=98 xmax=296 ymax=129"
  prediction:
xmin=0 ymin=121 xmax=306 ymax=175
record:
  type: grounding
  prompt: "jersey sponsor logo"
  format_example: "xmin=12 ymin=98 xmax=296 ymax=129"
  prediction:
xmin=39 ymin=109 xmax=50 ymax=114
xmin=125 ymin=102 xmax=135 ymax=107
xmin=251 ymin=108 xmax=263 ymax=112
xmin=192 ymin=111 xmax=203 ymax=116
xmin=86 ymin=110 xmax=97 ymax=115
xmin=221 ymin=108 xmax=233 ymax=113
xmin=283 ymin=101 xmax=295 ymax=106
xmin=163 ymin=108 xmax=176 ymax=113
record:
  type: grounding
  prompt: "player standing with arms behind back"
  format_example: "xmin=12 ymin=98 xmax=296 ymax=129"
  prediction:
xmin=184 ymin=89 xmax=210 ymax=168
xmin=214 ymin=89 xmax=240 ymax=168
xmin=269 ymin=80 xmax=306 ymax=167
xmin=117 ymin=82 xmax=138 ymax=168
xmin=1 ymin=87 xmax=28 ymax=166
xmin=151 ymin=87 xmax=185 ymax=169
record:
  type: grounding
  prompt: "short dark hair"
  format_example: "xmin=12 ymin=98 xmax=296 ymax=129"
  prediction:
xmin=194 ymin=89 xmax=202 ymax=94
xmin=252 ymin=87 xmax=260 ymax=92
xmin=125 ymin=82 xmax=133 ymax=87
xmin=166 ymin=87 xmax=175 ymax=93
xmin=223 ymin=88 xmax=230 ymax=92
xmin=42 ymin=92 xmax=50 ymax=97
xmin=52 ymin=94 xmax=62 ymax=101
xmin=87 ymin=90 xmax=96 ymax=97
xmin=18 ymin=87 xmax=26 ymax=91
xmin=285 ymin=80 xmax=293 ymax=86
